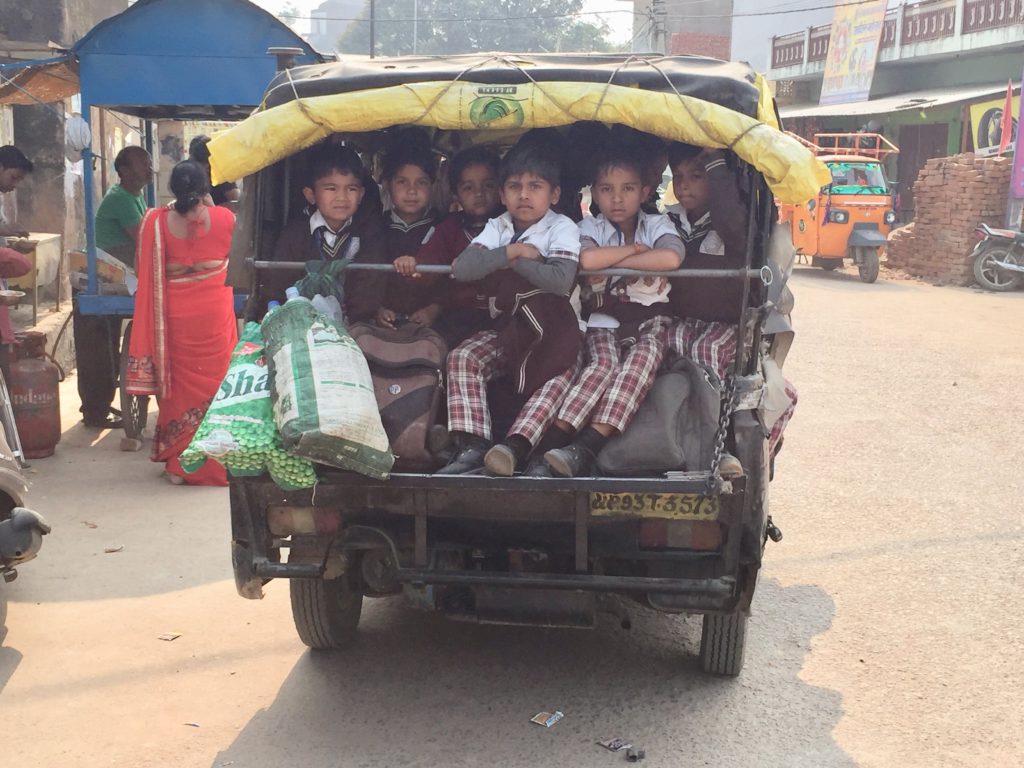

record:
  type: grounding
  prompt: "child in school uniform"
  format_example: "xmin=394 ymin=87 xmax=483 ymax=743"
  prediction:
xmin=407 ymin=146 xmax=503 ymax=348
xmin=265 ymin=143 xmax=386 ymax=322
xmin=539 ymin=146 xmax=686 ymax=478
xmin=373 ymin=128 xmax=442 ymax=329
xmin=438 ymin=146 xmax=582 ymax=475
xmin=664 ymin=143 xmax=797 ymax=475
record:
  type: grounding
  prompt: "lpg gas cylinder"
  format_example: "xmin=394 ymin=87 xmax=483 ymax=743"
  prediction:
xmin=9 ymin=331 xmax=60 ymax=458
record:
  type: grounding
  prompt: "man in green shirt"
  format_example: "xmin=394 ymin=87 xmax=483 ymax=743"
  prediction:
xmin=94 ymin=146 xmax=151 ymax=266
xmin=74 ymin=145 xmax=152 ymax=428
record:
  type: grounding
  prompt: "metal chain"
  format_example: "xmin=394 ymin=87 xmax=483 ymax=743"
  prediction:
xmin=707 ymin=375 xmax=738 ymax=495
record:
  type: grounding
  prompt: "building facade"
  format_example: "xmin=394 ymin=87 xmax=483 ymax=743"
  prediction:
xmin=630 ymin=0 xmax=733 ymax=57
xmin=768 ymin=0 xmax=1024 ymax=218
xmin=306 ymin=0 xmax=364 ymax=53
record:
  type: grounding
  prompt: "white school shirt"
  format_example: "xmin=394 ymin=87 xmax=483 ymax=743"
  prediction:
xmin=472 ymin=208 xmax=584 ymax=328
xmin=579 ymin=210 xmax=681 ymax=307
xmin=308 ymin=209 xmax=352 ymax=249
xmin=471 ymin=208 xmax=581 ymax=261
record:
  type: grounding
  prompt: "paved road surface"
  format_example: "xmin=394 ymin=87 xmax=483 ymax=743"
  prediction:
xmin=2 ymin=268 xmax=1022 ymax=767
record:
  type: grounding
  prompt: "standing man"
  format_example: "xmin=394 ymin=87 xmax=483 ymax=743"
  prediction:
xmin=0 ymin=146 xmax=35 ymax=380
xmin=74 ymin=145 xmax=152 ymax=429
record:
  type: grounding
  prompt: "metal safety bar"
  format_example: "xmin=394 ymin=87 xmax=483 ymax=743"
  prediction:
xmin=248 ymin=259 xmax=771 ymax=282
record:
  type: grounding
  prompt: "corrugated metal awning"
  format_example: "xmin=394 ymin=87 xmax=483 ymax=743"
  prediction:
xmin=780 ymin=83 xmax=1018 ymax=119
xmin=0 ymin=55 xmax=79 ymax=105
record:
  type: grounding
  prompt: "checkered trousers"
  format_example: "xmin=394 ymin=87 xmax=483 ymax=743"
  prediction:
xmin=553 ymin=329 xmax=618 ymax=430
xmin=590 ymin=316 xmax=672 ymax=433
xmin=665 ymin=318 xmax=738 ymax=382
xmin=447 ymin=330 xmax=577 ymax=446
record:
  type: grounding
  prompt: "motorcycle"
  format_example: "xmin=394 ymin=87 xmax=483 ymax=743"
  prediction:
xmin=0 ymin=368 xmax=49 ymax=584
xmin=971 ymin=223 xmax=1024 ymax=292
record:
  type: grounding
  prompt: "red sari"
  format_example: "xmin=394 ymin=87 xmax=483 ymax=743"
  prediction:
xmin=126 ymin=205 xmax=238 ymax=485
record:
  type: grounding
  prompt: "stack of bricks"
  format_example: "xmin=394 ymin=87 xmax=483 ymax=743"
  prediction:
xmin=886 ymin=153 xmax=1012 ymax=285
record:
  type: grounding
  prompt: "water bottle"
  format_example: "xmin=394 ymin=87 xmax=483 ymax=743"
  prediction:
xmin=285 ymin=286 xmax=310 ymax=303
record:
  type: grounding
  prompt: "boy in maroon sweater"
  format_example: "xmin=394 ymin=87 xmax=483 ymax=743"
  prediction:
xmin=664 ymin=143 xmax=796 ymax=474
xmin=412 ymin=146 xmax=502 ymax=348
xmin=373 ymin=129 xmax=441 ymax=330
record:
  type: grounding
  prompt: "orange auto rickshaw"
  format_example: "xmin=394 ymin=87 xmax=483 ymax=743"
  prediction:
xmin=779 ymin=132 xmax=899 ymax=283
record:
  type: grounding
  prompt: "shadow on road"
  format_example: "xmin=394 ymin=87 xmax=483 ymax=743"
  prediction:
xmin=0 ymin=586 xmax=23 ymax=696
xmin=211 ymin=578 xmax=851 ymax=767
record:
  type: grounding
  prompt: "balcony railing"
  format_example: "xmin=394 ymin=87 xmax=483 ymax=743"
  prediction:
xmin=807 ymin=24 xmax=831 ymax=62
xmin=771 ymin=0 xmax=1024 ymax=71
xmin=902 ymin=0 xmax=957 ymax=44
xmin=963 ymin=0 xmax=1024 ymax=32
xmin=771 ymin=31 xmax=804 ymax=69
xmin=880 ymin=12 xmax=899 ymax=48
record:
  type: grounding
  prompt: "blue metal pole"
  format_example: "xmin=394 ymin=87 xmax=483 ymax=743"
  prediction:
xmin=144 ymin=120 xmax=156 ymax=208
xmin=82 ymin=99 xmax=98 ymax=296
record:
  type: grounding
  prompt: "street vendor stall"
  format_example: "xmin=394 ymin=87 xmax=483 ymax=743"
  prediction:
xmin=10 ymin=0 xmax=322 ymax=444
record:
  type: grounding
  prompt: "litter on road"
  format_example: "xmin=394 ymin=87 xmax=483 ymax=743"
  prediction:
xmin=598 ymin=738 xmax=632 ymax=752
xmin=530 ymin=711 xmax=564 ymax=728
xmin=157 ymin=633 xmax=182 ymax=642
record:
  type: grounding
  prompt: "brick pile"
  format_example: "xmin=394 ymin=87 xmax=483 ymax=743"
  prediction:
xmin=886 ymin=153 xmax=1012 ymax=285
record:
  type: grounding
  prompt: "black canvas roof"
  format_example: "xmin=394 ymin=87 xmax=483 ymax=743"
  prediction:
xmin=261 ymin=53 xmax=762 ymax=118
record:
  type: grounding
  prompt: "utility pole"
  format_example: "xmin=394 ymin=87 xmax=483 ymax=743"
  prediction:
xmin=369 ymin=0 xmax=376 ymax=58
xmin=649 ymin=0 xmax=667 ymax=54
xmin=413 ymin=0 xmax=418 ymax=54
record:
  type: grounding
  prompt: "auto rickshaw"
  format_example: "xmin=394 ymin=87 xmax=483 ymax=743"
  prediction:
xmin=206 ymin=53 xmax=829 ymax=676
xmin=780 ymin=132 xmax=899 ymax=283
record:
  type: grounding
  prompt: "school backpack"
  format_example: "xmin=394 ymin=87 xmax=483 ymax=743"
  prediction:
xmin=348 ymin=322 xmax=447 ymax=471
xmin=596 ymin=358 xmax=720 ymax=476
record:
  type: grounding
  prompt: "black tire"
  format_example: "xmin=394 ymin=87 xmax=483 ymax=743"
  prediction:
xmin=289 ymin=570 xmax=363 ymax=649
xmin=858 ymin=247 xmax=880 ymax=283
xmin=699 ymin=611 xmax=747 ymax=676
xmin=118 ymin=321 xmax=150 ymax=440
xmin=974 ymin=246 xmax=1023 ymax=292
xmin=821 ymin=261 xmax=840 ymax=271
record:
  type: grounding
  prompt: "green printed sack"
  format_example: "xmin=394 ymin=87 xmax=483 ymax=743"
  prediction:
xmin=180 ymin=323 xmax=317 ymax=490
xmin=261 ymin=297 xmax=394 ymax=479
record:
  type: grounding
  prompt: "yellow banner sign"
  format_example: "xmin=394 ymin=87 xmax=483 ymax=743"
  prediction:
xmin=970 ymin=95 xmax=1020 ymax=153
xmin=820 ymin=0 xmax=888 ymax=106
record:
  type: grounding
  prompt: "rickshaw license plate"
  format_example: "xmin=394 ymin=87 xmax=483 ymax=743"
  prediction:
xmin=589 ymin=492 xmax=719 ymax=520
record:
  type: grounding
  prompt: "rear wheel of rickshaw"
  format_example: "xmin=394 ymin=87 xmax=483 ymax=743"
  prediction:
xmin=118 ymin=321 xmax=150 ymax=452
xmin=699 ymin=611 xmax=747 ymax=676
xmin=290 ymin=567 xmax=364 ymax=649
xmin=857 ymin=247 xmax=880 ymax=284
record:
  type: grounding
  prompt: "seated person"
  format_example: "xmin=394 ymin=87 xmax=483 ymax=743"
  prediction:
xmin=374 ymin=128 xmax=442 ymax=330
xmin=664 ymin=144 xmax=795 ymax=476
xmin=438 ymin=146 xmax=582 ymax=475
xmin=265 ymin=143 xmax=386 ymax=322
xmin=412 ymin=145 xmax=503 ymax=348
xmin=539 ymin=146 xmax=685 ymax=478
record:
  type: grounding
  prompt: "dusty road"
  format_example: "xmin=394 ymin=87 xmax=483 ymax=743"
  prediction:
xmin=2 ymin=268 xmax=1022 ymax=767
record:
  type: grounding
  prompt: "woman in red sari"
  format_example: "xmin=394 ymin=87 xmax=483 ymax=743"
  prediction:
xmin=126 ymin=160 xmax=237 ymax=485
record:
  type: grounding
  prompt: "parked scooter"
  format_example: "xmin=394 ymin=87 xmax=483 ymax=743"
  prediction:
xmin=0 ymin=369 xmax=49 ymax=583
xmin=972 ymin=223 xmax=1024 ymax=292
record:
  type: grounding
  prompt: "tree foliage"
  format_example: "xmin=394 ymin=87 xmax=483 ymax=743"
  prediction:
xmin=338 ymin=0 xmax=617 ymax=57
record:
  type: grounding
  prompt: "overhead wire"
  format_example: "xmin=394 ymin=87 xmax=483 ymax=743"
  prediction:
xmin=277 ymin=0 xmax=881 ymax=24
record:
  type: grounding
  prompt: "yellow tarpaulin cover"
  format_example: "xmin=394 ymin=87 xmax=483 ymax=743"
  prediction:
xmin=209 ymin=78 xmax=829 ymax=204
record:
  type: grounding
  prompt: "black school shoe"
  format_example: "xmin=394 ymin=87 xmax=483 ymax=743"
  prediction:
xmin=521 ymin=455 xmax=555 ymax=477
xmin=544 ymin=443 xmax=596 ymax=478
xmin=436 ymin=439 xmax=489 ymax=475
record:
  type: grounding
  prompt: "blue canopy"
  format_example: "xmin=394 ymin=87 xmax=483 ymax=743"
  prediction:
xmin=73 ymin=0 xmax=323 ymax=310
xmin=74 ymin=0 xmax=321 ymax=119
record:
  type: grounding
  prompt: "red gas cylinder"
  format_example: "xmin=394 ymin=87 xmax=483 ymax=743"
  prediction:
xmin=9 ymin=331 xmax=61 ymax=459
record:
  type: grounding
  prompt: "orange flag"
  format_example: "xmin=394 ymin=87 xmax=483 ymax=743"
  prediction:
xmin=999 ymin=79 xmax=1014 ymax=154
